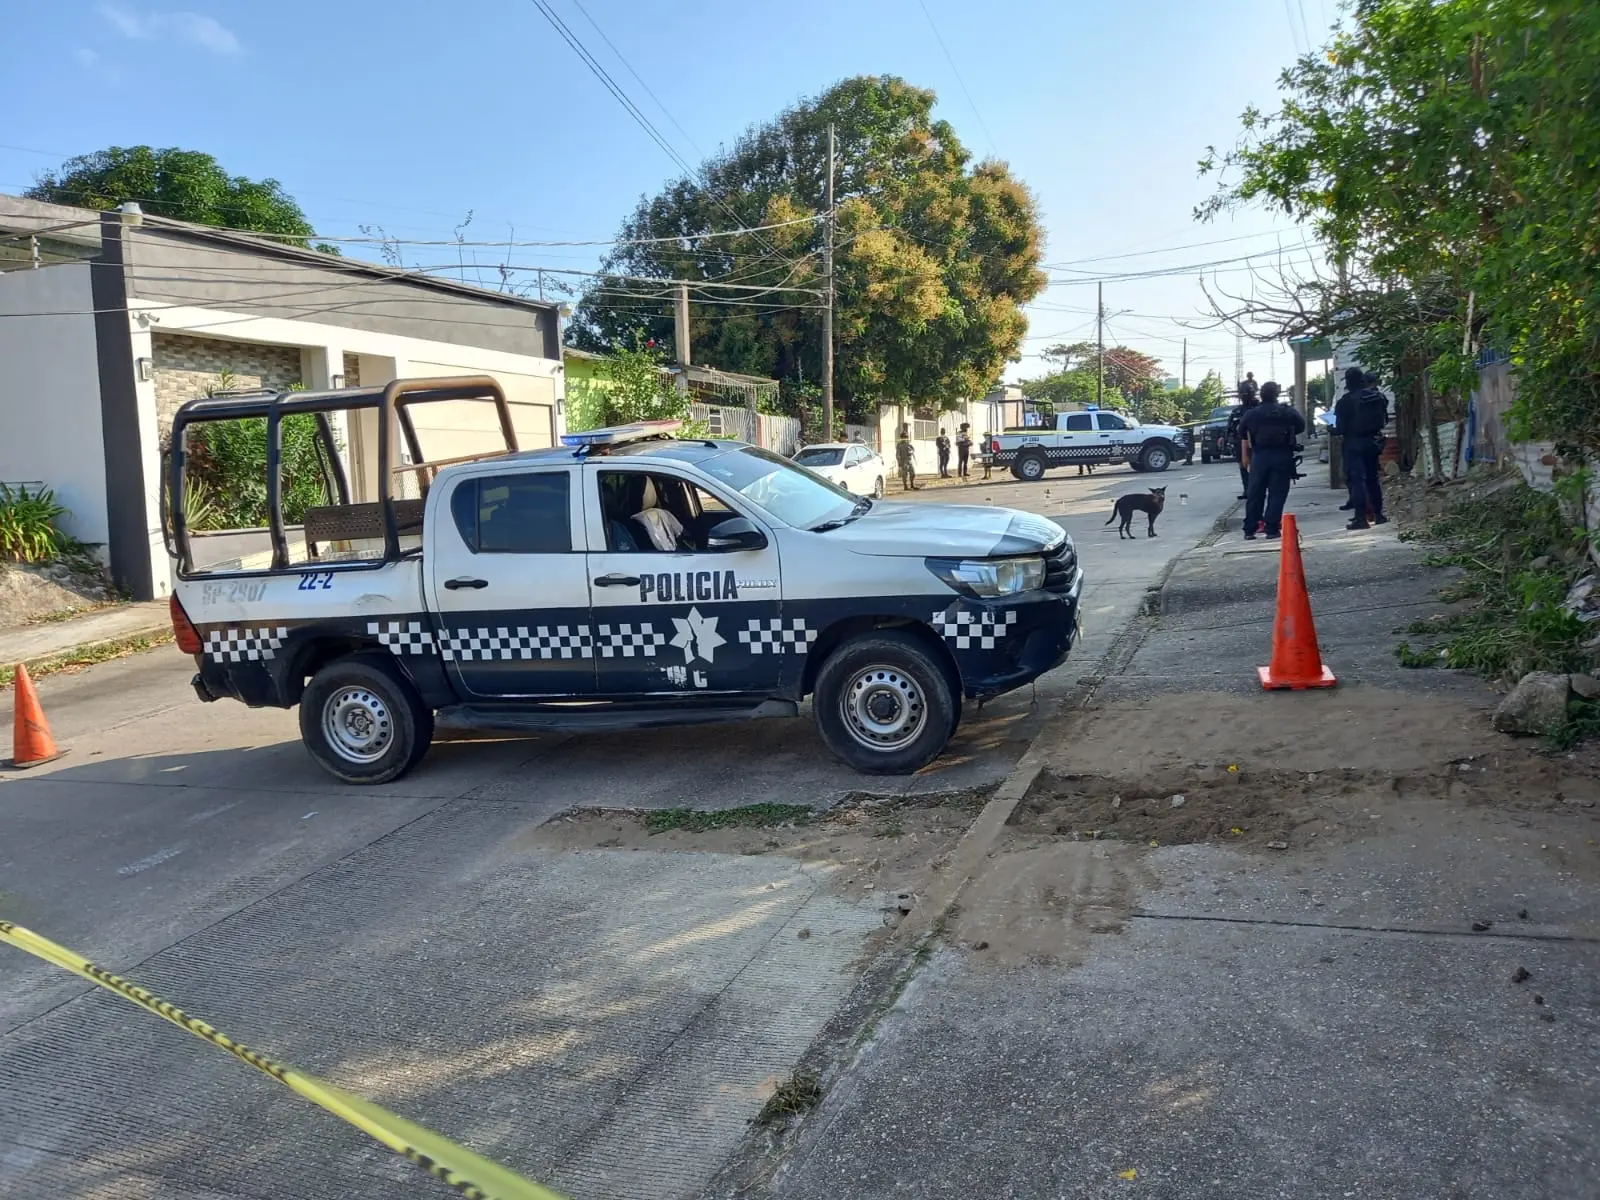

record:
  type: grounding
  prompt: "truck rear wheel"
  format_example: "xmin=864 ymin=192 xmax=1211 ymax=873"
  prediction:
xmin=299 ymin=655 xmax=433 ymax=784
xmin=814 ymin=632 xmax=958 ymax=775
xmin=1016 ymin=452 xmax=1048 ymax=481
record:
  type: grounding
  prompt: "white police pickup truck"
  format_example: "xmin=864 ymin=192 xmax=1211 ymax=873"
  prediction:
xmin=166 ymin=377 xmax=1083 ymax=784
xmin=991 ymin=409 xmax=1191 ymax=480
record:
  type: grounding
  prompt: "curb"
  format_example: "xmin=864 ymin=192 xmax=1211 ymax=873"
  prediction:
xmin=0 ymin=623 xmax=174 ymax=690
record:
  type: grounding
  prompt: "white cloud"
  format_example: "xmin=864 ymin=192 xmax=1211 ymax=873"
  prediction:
xmin=73 ymin=47 xmax=101 ymax=68
xmin=98 ymin=6 xmax=241 ymax=55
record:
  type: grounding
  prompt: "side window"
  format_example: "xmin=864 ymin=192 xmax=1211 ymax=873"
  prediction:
xmin=1064 ymin=413 xmax=1094 ymax=432
xmin=450 ymin=471 xmax=571 ymax=554
xmin=1096 ymin=412 xmax=1130 ymax=431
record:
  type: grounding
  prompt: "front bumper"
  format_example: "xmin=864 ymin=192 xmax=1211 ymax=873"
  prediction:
xmin=941 ymin=566 xmax=1083 ymax=701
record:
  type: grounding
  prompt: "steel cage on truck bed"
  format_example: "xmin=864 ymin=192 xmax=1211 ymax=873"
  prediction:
xmin=166 ymin=376 xmax=517 ymax=578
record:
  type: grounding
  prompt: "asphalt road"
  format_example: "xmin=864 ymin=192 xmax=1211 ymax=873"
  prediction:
xmin=0 ymin=456 xmax=1242 ymax=1200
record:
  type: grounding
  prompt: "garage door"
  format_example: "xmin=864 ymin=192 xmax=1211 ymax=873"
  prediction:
xmin=405 ymin=361 xmax=558 ymax=458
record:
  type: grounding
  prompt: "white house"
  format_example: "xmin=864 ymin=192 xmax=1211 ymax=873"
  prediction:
xmin=0 ymin=194 xmax=566 ymax=600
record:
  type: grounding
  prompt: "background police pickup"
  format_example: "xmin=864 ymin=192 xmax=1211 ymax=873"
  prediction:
xmin=176 ymin=431 xmax=1082 ymax=779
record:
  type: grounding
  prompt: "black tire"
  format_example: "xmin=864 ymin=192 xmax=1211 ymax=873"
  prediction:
xmin=873 ymin=476 xmax=885 ymax=499
xmin=1128 ymin=459 xmax=1147 ymax=473
xmin=813 ymin=632 xmax=958 ymax=775
xmin=1138 ymin=441 xmax=1173 ymax=472
xmin=299 ymin=654 xmax=434 ymax=784
xmin=1016 ymin=453 xmax=1048 ymax=481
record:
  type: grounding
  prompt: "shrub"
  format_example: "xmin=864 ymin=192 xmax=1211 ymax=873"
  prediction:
xmin=183 ymin=414 xmax=330 ymax=529
xmin=0 ymin=484 xmax=70 ymax=563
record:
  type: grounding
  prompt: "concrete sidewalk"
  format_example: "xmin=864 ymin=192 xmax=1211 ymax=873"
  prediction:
xmin=733 ymin=480 xmax=1600 ymax=1200
xmin=0 ymin=601 xmax=169 ymax=669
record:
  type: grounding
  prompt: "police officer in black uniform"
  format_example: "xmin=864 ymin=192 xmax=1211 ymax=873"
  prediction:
xmin=1238 ymin=380 xmax=1305 ymax=540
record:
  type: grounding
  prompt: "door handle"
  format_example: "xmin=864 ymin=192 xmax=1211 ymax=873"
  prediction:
xmin=593 ymin=573 xmax=642 ymax=587
xmin=444 ymin=577 xmax=488 ymax=590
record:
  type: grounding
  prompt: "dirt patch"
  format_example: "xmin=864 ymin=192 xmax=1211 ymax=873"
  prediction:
xmin=521 ymin=792 xmax=989 ymax=914
xmin=948 ymin=841 xmax=1150 ymax=967
xmin=1036 ymin=686 xmax=1510 ymax=780
xmin=0 ymin=562 xmax=113 ymax=630
xmin=1017 ymin=750 xmax=1600 ymax=852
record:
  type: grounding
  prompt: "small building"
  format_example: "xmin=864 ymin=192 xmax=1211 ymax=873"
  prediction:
xmin=0 ymin=194 xmax=566 ymax=600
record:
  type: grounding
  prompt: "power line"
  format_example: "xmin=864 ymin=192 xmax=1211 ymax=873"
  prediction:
xmin=570 ymin=0 xmax=705 ymax=160
xmin=527 ymin=0 xmax=796 ymax=271
xmin=1043 ymin=228 xmax=1308 ymax=268
xmin=917 ymin=0 xmax=998 ymax=158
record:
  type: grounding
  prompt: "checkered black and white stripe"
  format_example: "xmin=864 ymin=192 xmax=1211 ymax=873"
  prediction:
xmin=737 ymin=617 xmax=817 ymax=655
xmin=368 ymin=619 xmax=435 ymax=656
xmin=204 ymin=626 xmax=288 ymax=663
xmin=439 ymin=625 xmax=593 ymax=662
xmin=930 ymin=608 xmax=1019 ymax=650
xmin=596 ymin=623 xmax=666 ymax=658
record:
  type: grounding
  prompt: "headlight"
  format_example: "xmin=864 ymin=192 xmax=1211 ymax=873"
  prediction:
xmin=926 ymin=555 xmax=1046 ymax=598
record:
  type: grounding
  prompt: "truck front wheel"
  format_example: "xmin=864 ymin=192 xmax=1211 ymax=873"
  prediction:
xmin=1138 ymin=441 xmax=1173 ymax=472
xmin=300 ymin=655 xmax=434 ymax=784
xmin=813 ymin=632 xmax=958 ymax=775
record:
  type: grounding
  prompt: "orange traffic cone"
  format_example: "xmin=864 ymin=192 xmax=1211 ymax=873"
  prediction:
xmin=6 ymin=664 xmax=63 ymax=768
xmin=1258 ymin=515 xmax=1337 ymax=690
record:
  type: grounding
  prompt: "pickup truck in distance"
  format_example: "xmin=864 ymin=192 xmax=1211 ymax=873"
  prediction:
xmin=991 ymin=410 xmax=1191 ymax=480
xmin=166 ymin=378 xmax=1083 ymax=784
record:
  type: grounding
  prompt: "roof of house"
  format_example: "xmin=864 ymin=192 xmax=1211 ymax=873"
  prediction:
xmin=0 ymin=192 xmax=560 ymax=319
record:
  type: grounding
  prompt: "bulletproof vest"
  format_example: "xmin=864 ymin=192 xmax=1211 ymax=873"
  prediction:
xmin=1249 ymin=404 xmax=1296 ymax=450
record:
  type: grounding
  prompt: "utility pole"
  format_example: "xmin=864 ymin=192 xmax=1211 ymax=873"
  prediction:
xmin=1096 ymin=281 xmax=1104 ymax=408
xmin=822 ymin=123 xmax=836 ymax=440
xmin=1181 ymin=338 xmax=1187 ymax=389
xmin=1234 ymin=333 xmax=1245 ymax=389
xmin=674 ymin=281 xmax=691 ymax=396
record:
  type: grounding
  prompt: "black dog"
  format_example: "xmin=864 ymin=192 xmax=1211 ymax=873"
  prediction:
xmin=1106 ymin=487 xmax=1166 ymax=539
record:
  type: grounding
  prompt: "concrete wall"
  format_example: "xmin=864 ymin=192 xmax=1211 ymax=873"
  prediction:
xmin=0 ymin=263 xmax=109 ymax=545
xmin=123 ymin=224 xmax=560 ymax=360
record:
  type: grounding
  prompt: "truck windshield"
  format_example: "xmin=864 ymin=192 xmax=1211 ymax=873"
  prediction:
xmin=697 ymin=446 xmax=856 ymax=530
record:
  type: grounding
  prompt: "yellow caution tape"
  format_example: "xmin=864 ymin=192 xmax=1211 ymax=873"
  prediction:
xmin=0 ymin=920 xmax=568 ymax=1200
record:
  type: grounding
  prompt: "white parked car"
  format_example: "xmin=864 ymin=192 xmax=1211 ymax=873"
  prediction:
xmin=792 ymin=442 xmax=886 ymax=498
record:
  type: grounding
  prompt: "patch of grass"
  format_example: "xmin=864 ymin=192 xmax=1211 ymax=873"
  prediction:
xmin=1549 ymin=698 xmax=1600 ymax=751
xmin=1400 ymin=483 xmax=1595 ymax=685
xmin=872 ymin=817 xmax=906 ymax=839
xmin=643 ymin=803 xmax=814 ymax=834
xmin=0 ymin=630 xmax=175 ymax=690
xmin=756 ymin=1070 xmax=823 ymax=1125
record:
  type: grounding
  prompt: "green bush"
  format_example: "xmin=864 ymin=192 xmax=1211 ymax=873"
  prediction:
xmin=184 ymin=414 xmax=330 ymax=529
xmin=0 ymin=484 xmax=70 ymax=563
xmin=1399 ymin=483 xmax=1595 ymax=684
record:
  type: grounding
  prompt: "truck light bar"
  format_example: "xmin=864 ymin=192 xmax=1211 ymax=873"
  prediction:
xmin=559 ymin=419 xmax=683 ymax=450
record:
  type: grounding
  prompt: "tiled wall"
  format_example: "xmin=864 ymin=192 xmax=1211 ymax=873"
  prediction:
xmin=151 ymin=333 xmax=302 ymax=429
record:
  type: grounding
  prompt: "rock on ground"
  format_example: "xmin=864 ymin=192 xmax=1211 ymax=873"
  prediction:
xmin=1494 ymin=671 xmax=1572 ymax=735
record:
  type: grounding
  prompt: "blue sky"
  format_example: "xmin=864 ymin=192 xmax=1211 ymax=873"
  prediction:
xmin=3 ymin=0 xmax=1339 ymax=387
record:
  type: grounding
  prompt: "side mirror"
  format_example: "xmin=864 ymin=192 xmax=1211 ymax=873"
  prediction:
xmin=706 ymin=516 xmax=767 ymax=552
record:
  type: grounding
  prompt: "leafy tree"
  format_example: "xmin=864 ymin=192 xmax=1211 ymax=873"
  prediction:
xmin=1305 ymin=372 xmax=1336 ymax=412
xmin=27 ymin=146 xmax=336 ymax=253
xmin=1020 ymin=368 xmax=1124 ymax=413
xmin=569 ymin=76 xmax=1046 ymax=420
xmin=1139 ymin=371 xmax=1228 ymax=425
xmin=1035 ymin=341 xmax=1163 ymax=401
xmin=1199 ymin=0 xmax=1600 ymax=461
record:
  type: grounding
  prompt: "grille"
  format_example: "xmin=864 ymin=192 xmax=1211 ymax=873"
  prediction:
xmin=1043 ymin=539 xmax=1077 ymax=592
